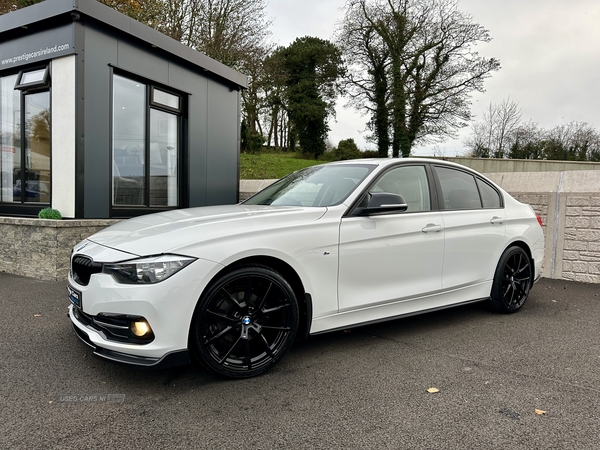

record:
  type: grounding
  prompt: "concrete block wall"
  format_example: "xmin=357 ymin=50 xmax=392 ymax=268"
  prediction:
xmin=486 ymin=170 xmax=600 ymax=284
xmin=562 ymin=195 xmax=600 ymax=283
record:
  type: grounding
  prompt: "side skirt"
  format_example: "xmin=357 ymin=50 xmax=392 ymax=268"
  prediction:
xmin=310 ymin=281 xmax=492 ymax=335
xmin=310 ymin=297 xmax=488 ymax=335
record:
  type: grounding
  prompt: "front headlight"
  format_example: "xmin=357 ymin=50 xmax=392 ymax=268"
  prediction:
xmin=103 ymin=254 xmax=196 ymax=284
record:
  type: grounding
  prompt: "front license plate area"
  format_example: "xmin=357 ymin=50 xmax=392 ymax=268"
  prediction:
xmin=67 ymin=284 xmax=82 ymax=308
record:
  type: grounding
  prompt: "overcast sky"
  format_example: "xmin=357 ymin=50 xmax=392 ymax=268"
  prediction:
xmin=265 ymin=0 xmax=600 ymax=155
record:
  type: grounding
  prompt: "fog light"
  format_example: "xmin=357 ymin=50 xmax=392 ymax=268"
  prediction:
xmin=131 ymin=320 xmax=152 ymax=337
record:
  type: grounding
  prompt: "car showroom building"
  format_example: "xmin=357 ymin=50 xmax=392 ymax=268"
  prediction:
xmin=0 ymin=0 xmax=246 ymax=219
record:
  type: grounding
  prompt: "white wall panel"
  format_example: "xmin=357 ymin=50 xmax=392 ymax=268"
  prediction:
xmin=51 ymin=55 xmax=76 ymax=218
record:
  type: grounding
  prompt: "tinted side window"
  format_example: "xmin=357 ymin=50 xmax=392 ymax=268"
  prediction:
xmin=371 ymin=165 xmax=431 ymax=212
xmin=477 ymin=178 xmax=502 ymax=208
xmin=435 ymin=166 xmax=482 ymax=210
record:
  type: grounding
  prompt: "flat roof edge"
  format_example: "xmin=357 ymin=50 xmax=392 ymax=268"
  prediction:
xmin=0 ymin=0 xmax=248 ymax=89
xmin=0 ymin=0 xmax=75 ymax=31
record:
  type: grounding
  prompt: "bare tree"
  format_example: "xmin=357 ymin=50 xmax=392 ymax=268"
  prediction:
xmin=464 ymin=121 xmax=490 ymax=157
xmin=465 ymin=98 xmax=521 ymax=157
xmin=98 ymin=0 xmax=163 ymax=25
xmin=467 ymin=109 xmax=600 ymax=162
xmin=4 ymin=0 xmax=274 ymax=151
xmin=145 ymin=0 xmax=272 ymax=147
xmin=186 ymin=0 xmax=270 ymax=71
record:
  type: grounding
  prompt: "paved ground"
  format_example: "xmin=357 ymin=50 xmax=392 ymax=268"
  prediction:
xmin=1 ymin=273 xmax=599 ymax=449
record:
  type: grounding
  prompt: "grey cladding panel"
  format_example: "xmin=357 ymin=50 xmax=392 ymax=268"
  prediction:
xmin=116 ymin=41 xmax=168 ymax=84
xmin=82 ymin=26 xmax=117 ymax=218
xmin=206 ymin=79 xmax=239 ymax=206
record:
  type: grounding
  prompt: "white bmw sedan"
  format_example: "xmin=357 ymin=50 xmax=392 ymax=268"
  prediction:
xmin=68 ymin=158 xmax=544 ymax=378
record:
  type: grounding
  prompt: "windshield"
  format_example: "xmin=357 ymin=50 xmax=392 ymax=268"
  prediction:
xmin=244 ymin=164 xmax=375 ymax=207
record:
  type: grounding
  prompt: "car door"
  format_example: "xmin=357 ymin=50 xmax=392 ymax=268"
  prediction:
xmin=433 ymin=165 xmax=507 ymax=289
xmin=338 ymin=164 xmax=444 ymax=312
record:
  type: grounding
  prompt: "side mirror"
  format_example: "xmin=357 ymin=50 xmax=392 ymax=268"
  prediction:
xmin=355 ymin=192 xmax=408 ymax=215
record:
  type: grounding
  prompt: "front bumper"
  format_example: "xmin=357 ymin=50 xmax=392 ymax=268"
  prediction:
xmin=70 ymin=308 xmax=190 ymax=369
xmin=67 ymin=249 xmax=223 ymax=368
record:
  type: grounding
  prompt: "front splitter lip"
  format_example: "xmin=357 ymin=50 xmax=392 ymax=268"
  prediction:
xmin=69 ymin=306 xmax=190 ymax=370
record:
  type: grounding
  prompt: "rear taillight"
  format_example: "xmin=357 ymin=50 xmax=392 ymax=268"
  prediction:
xmin=536 ymin=213 xmax=543 ymax=227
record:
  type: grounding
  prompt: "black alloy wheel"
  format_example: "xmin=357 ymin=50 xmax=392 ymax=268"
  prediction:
xmin=490 ymin=246 xmax=532 ymax=313
xmin=191 ymin=265 xmax=299 ymax=378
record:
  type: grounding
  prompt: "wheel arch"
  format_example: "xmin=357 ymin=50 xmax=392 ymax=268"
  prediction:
xmin=500 ymin=239 xmax=534 ymax=288
xmin=195 ymin=255 xmax=312 ymax=342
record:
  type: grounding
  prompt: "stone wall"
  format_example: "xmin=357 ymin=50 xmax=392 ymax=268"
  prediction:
xmin=0 ymin=218 xmax=119 ymax=281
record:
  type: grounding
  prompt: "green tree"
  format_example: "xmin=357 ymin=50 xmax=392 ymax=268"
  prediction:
xmin=507 ymin=122 xmax=544 ymax=160
xmin=543 ymin=121 xmax=600 ymax=161
xmin=275 ymin=36 xmax=344 ymax=159
xmin=334 ymin=138 xmax=362 ymax=160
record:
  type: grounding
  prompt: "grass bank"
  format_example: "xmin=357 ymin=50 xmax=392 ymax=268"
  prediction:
xmin=240 ymin=152 xmax=324 ymax=179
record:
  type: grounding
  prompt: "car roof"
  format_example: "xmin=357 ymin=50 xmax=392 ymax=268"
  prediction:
xmin=328 ymin=157 xmax=474 ymax=171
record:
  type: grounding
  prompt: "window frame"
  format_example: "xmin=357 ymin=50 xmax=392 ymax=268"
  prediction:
xmin=14 ymin=66 xmax=50 ymax=91
xmin=476 ymin=177 xmax=503 ymax=209
xmin=110 ymin=71 xmax=186 ymax=218
xmin=368 ymin=164 xmax=433 ymax=213
xmin=150 ymin=87 xmax=181 ymax=113
xmin=347 ymin=162 xmax=437 ymax=217
xmin=0 ymin=64 xmax=52 ymax=216
xmin=431 ymin=165 xmax=504 ymax=211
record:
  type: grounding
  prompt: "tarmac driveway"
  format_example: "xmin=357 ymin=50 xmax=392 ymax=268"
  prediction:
xmin=1 ymin=273 xmax=598 ymax=449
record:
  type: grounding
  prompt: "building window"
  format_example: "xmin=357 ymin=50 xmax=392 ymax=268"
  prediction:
xmin=0 ymin=68 xmax=51 ymax=207
xmin=112 ymin=73 xmax=181 ymax=210
xmin=15 ymin=66 xmax=49 ymax=90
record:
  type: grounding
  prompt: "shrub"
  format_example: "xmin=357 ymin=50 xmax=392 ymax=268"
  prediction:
xmin=361 ymin=150 xmax=380 ymax=158
xmin=38 ymin=208 xmax=62 ymax=220
xmin=334 ymin=138 xmax=362 ymax=160
xmin=319 ymin=150 xmax=338 ymax=161
xmin=240 ymin=120 xmax=265 ymax=154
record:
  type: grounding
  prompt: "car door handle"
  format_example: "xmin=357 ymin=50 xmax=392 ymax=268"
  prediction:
xmin=490 ymin=216 xmax=504 ymax=225
xmin=422 ymin=223 xmax=443 ymax=233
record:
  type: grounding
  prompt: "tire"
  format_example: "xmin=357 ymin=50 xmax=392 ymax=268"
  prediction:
xmin=490 ymin=246 xmax=532 ymax=313
xmin=190 ymin=265 xmax=299 ymax=378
